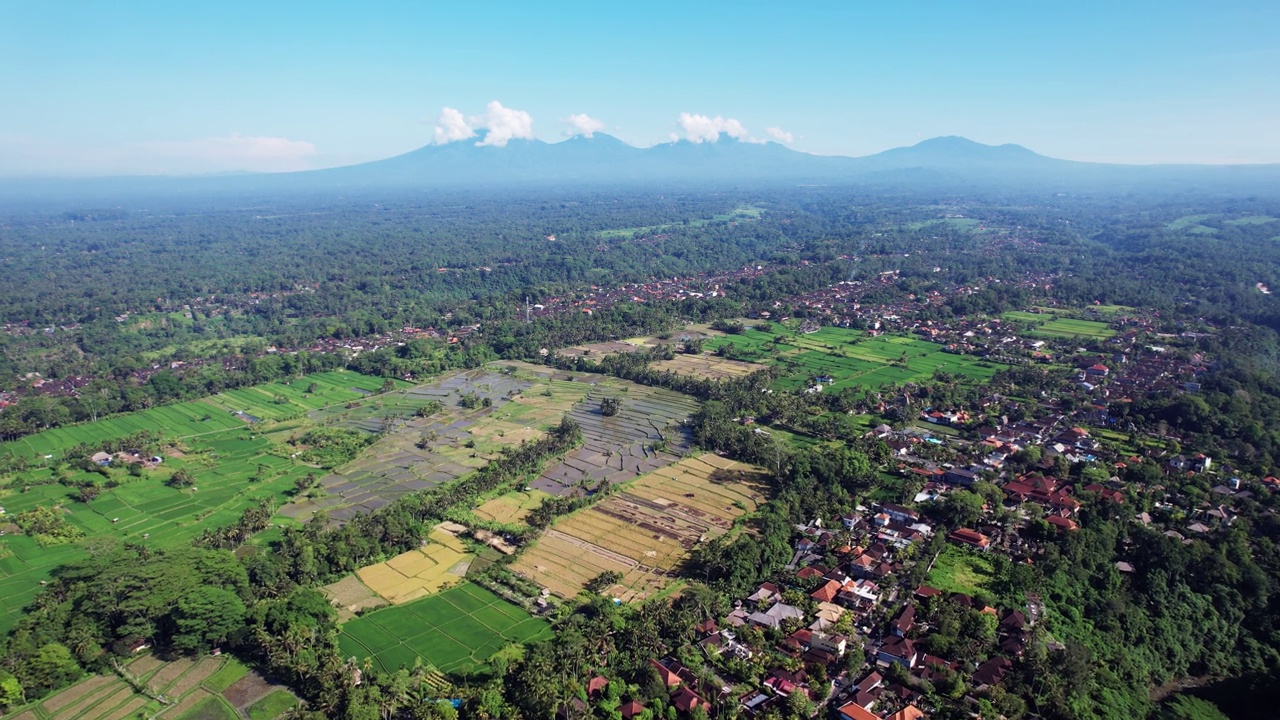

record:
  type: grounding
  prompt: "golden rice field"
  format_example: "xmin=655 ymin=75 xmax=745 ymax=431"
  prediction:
xmin=628 ymin=453 xmax=769 ymax=520
xmin=355 ymin=528 xmax=474 ymax=605
xmin=650 ymin=353 xmax=768 ymax=380
xmin=511 ymin=453 xmax=768 ymax=601
xmin=474 ymin=489 xmax=551 ymax=525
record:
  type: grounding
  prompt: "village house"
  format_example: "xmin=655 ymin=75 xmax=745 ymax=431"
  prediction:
xmin=947 ymin=528 xmax=992 ymax=551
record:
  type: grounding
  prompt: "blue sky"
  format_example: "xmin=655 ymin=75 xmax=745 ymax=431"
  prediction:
xmin=1 ymin=0 xmax=1277 ymax=175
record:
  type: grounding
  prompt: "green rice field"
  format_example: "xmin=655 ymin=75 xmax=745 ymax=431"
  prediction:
xmin=1001 ymin=310 xmax=1053 ymax=323
xmin=201 ymin=371 xmax=407 ymax=421
xmin=337 ymin=582 xmax=551 ymax=674
xmin=1 ymin=371 xmax=402 ymax=459
xmin=1033 ymin=318 xmax=1115 ymax=339
xmin=708 ymin=325 xmax=1005 ymax=392
xmin=0 ymin=429 xmax=316 ymax=634
xmin=597 ymin=203 xmax=763 ymax=239
xmin=0 ymin=370 xmax=398 ymax=635
xmin=1000 ymin=312 xmax=1115 ymax=339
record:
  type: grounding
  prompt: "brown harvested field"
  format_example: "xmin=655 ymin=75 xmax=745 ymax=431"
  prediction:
xmin=126 ymin=653 xmax=167 ymax=678
xmin=148 ymin=657 xmax=195 ymax=694
xmin=474 ymin=489 xmax=551 ymax=524
xmin=650 ymin=353 xmax=768 ymax=380
xmin=282 ymin=369 xmax=538 ymax=524
xmin=627 ymin=454 xmax=769 ymax=519
xmin=164 ymin=656 xmax=224 ymax=699
xmin=511 ymin=531 xmax=635 ymax=598
xmin=7 ymin=712 xmax=38 ymax=720
xmin=323 ymin=575 xmax=388 ymax=621
xmin=75 ymin=686 xmax=135 ymax=720
xmin=161 ymin=688 xmax=215 ymax=718
xmin=555 ymin=341 xmax=643 ymax=358
xmin=512 ymin=453 xmax=767 ymax=600
xmin=100 ymin=696 xmax=148 ymax=720
xmin=41 ymin=675 xmax=119 ymax=715
xmin=220 ymin=666 xmax=277 ymax=707
xmin=531 ymin=384 xmax=699 ymax=496
xmin=48 ymin=683 xmax=126 ymax=720
xmin=622 ymin=329 xmax=715 ymax=347
xmin=355 ymin=528 xmax=473 ymax=604
xmin=222 ymin=672 xmax=274 ymax=709
xmin=553 ymin=507 xmax=688 ymax=570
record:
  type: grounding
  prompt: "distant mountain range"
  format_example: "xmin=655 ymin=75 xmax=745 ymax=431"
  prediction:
xmin=6 ymin=135 xmax=1280 ymax=205
xmin=308 ymin=134 xmax=1106 ymax=184
xmin=307 ymin=134 xmax=1280 ymax=191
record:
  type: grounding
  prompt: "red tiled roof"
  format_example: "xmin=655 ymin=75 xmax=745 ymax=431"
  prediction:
xmin=811 ymin=580 xmax=842 ymax=603
xmin=837 ymin=702 xmax=881 ymax=720
xmin=649 ymin=660 xmax=681 ymax=687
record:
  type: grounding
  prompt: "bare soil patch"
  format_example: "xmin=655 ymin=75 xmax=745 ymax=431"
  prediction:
xmin=222 ymin=671 xmax=274 ymax=709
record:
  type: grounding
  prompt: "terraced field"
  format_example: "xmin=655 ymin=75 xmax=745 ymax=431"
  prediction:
xmin=703 ymin=327 xmax=802 ymax=362
xmin=1001 ymin=312 xmax=1116 ymax=339
xmin=281 ymin=367 xmax=596 ymax=523
xmin=0 ymin=432 xmax=312 ymax=635
xmin=530 ymin=384 xmax=699 ymax=496
xmin=0 ymin=654 xmax=293 ymax=720
xmin=0 ymin=400 xmax=244 ymax=460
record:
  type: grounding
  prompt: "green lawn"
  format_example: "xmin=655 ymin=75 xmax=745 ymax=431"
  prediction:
xmin=1090 ymin=304 xmax=1136 ymax=315
xmin=903 ymin=217 xmax=981 ymax=230
xmin=927 ymin=545 xmax=995 ymax=598
xmin=1001 ymin=310 xmax=1052 ymax=323
xmin=338 ymin=582 xmax=551 ymax=674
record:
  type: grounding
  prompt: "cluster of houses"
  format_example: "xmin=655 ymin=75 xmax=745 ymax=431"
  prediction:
xmin=610 ymin=494 xmax=1053 ymax=719
xmin=527 ymin=264 xmax=771 ymax=320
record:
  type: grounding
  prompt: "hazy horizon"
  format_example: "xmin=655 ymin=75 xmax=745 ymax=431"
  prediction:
xmin=3 ymin=1 xmax=1278 ymax=176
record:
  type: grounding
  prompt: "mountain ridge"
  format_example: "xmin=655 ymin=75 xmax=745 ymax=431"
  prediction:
xmin=4 ymin=135 xmax=1279 ymax=204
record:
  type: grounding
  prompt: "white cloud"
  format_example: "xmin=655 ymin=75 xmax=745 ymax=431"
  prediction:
xmin=134 ymin=133 xmax=316 ymax=172
xmin=766 ymin=126 xmax=794 ymax=144
xmin=433 ymin=107 xmax=476 ymax=145
xmin=431 ymin=101 xmax=535 ymax=147
xmin=675 ymin=113 xmax=769 ymax=143
xmin=562 ymin=113 xmax=605 ymax=138
xmin=471 ymin=101 xmax=534 ymax=147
